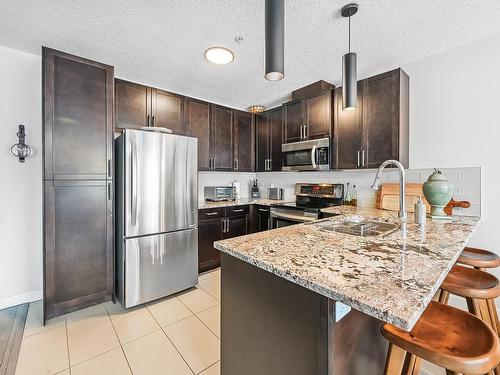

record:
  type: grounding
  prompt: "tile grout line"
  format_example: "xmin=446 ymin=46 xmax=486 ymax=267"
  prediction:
xmin=146 ymin=308 xmax=195 ymax=375
xmin=104 ymin=303 xmax=134 ymax=375
xmin=64 ymin=315 xmax=71 ymax=375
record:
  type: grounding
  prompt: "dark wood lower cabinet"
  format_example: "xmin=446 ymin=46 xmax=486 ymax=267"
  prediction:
xmin=250 ymin=205 xmax=271 ymax=233
xmin=44 ymin=180 xmax=113 ymax=321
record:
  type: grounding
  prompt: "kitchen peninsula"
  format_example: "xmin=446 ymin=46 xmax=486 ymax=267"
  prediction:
xmin=214 ymin=207 xmax=480 ymax=374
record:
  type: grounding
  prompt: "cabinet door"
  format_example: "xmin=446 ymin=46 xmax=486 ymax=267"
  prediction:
xmin=334 ymin=85 xmax=363 ymax=169
xmin=269 ymin=107 xmax=283 ymax=171
xmin=225 ymin=215 xmax=248 ymax=239
xmin=283 ymin=100 xmax=304 ymax=143
xmin=255 ymin=113 xmax=270 ymax=172
xmin=198 ymin=218 xmax=223 ymax=273
xmin=363 ymin=70 xmax=401 ymax=168
xmin=115 ymin=79 xmax=151 ymax=130
xmin=234 ymin=111 xmax=255 ymax=171
xmin=212 ymin=105 xmax=233 ymax=170
xmin=256 ymin=206 xmax=271 ymax=232
xmin=43 ymin=48 xmax=113 ymax=180
xmin=184 ymin=98 xmax=211 ymax=170
xmin=151 ymin=88 xmax=184 ymax=134
xmin=44 ymin=180 xmax=112 ymax=320
xmin=305 ymin=90 xmax=332 ymax=140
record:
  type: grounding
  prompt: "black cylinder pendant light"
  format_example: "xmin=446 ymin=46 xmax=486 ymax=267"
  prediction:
xmin=265 ymin=0 xmax=284 ymax=81
xmin=341 ymin=3 xmax=358 ymax=111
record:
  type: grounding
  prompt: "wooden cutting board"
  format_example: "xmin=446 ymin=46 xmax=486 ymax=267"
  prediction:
xmin=376 ymin=183 xmax=430 ymax=213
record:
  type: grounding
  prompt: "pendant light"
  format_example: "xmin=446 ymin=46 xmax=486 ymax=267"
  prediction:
xmin=265 ymin=0 xmax=284 ymax=81
xmin=341 ymin=3 xmax=358 ymax=111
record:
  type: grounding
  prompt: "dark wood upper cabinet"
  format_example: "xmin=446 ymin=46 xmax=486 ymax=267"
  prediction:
xmin=334 ymin=84 xmax=363 ymax=169
xmin=284 ymin=90 xmax=333 ymax=144
xmin=334 ymin=68 xmax=409 ymax=169
xmin=283 ymin=99 xmax=303 ymax=143
xmin=43 ymin=48 xmax=113 ymax=180
xmin=234 ymin=111 xmax=255 ymax=171
xmin=256 ymin=113 xmax=270 ymax=172
xmin=269 ymin=107 xmax=283 ymax=171
xmin=363 ymin=69 xmax=409 ymax=168
xmin=211 ymin=105 xmax=233 ymax=171
xmin=184 ymin=98 xmax=211 ymax=170
xmin=151 ymin=88 xmax=183 ymax=133
xmin=115 ymin=80 xmax=184 ymax=134
xmin=115 ymin=79 xmax=151 ymax=130
xmin=256 ymin=107 xmax=283 ymax=172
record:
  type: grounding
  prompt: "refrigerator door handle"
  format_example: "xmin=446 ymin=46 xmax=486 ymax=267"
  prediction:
xmin=131 ymin=141 xmax=138 ymax=227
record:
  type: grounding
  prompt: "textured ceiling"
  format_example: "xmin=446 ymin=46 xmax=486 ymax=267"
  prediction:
xmin=1 ymin=0 xmax=500 ymax=110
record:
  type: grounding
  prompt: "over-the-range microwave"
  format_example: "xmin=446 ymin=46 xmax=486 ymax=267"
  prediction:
xmin=281 ymin=137 xmax=330 ymax=171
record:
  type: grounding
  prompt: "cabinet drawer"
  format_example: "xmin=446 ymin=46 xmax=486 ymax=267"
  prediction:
xmin=226 ymin=205 xmax=250 ymax=217
xmin=198 ymin=207 xmax=225 ymax=220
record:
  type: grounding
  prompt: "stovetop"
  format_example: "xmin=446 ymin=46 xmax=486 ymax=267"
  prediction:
xmin=276 ymin=201 xmax=341 ymax=212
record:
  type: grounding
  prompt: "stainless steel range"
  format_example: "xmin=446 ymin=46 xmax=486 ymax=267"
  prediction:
xmin=270 ymin=183 xmax=344 ymax=228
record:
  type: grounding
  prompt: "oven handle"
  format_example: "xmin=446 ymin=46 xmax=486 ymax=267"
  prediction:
xmin=270 ymin=210 xmax=318 ymax=223
xmin=311 ymin=145 xmax=317 ymax=169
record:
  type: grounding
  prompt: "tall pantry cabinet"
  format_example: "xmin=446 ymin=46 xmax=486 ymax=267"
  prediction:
xmin=42 ymin=48 xmax=114 ymax=321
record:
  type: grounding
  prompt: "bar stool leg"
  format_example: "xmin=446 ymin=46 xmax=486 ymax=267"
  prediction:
xmin=438 ymin=290 xmax=450 ymax=304
xmin=487 ymin=298 xmax=500 ymax=335
xmin=384 ymin=343 xmax=406 ymax=375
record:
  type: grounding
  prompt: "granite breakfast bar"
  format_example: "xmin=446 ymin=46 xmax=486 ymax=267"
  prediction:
xmin=214 ymin=206 xmax=480 ymax=375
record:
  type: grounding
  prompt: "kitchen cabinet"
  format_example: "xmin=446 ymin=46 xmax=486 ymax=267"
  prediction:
xmin=334 ymin=68 xmax=409 ymax=169
xmin=198 ymin=205 xmax=249 ymax=272
xmin=233 ymin=111 xmax=255 ymax=171
xmin=283 ymin=90 xmax=332 ymax=144
xmin=211 ymin=105 xmax=233 ymax=171
xmin=250 ymin=205 xmax=271 ymax=233
xmin=256 ymin=107 xmax=283 ymax=172
xmin=115 ymin=79 xmax=183 ymax=133
xmin=43 ymin=48 xmax=114 ymax=322
xmin=184 ymin=98 xmax=211 ymax=170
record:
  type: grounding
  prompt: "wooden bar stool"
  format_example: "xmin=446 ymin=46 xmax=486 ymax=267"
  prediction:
xmin=458 ymin=247 xmax=500 ymax=270
xmin=382 ymin=301 xmax=500 ymax=375
xmin=440 ymin=264 xmax=500 ymax=337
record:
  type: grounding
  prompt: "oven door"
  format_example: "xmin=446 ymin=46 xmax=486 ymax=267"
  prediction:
xmin=270 ymin=208 xmax=318 ymax=229
xmin=281 ymin=138 xmax=330 ymax=171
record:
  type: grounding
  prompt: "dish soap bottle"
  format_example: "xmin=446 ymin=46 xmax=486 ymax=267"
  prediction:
xmin=351 ymin=185 xmax=358 ymax=207
xmin=345 ymin=183 xmax=352 ymax=205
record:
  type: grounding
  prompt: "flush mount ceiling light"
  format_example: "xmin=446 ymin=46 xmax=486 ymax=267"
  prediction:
xmin=341 ymin=3 xmax=358 ymax=111
xmin=248 ymin=105 xmax=265 ymax=114
xmin=265 ymin=0 xmax=285 ymax=81
xmin=204 ymin=46 xmax=234 ymax=64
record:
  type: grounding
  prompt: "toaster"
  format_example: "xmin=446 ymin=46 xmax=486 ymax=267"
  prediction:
xmin=204 ymin=186 xmax=236 ymax=201
xmin=268 ymin=187 xmax=284 ymax=200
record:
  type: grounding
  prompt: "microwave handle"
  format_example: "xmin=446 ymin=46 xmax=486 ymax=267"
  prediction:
xmin=311 ymin=145 xmax=317 ymax=169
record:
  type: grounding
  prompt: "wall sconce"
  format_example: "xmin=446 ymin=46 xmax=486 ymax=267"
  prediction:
xmin=11 ymin=125 xmax=32 ymax=163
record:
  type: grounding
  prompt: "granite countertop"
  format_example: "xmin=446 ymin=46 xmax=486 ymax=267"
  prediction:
xmin=214 ymin=205 xmax=480 ymax=330
xmin=199 ymin=198 xmax=292 ymax=209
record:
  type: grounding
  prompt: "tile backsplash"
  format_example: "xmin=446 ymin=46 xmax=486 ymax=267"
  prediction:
xmin=198 ymin=167 xmax=481 ymax=217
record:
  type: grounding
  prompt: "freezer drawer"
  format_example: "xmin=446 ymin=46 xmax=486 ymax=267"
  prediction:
xmin=123 ymin=228 xmax=198 ymax=308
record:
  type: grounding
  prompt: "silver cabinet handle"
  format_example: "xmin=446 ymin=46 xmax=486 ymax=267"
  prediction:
xmin=304 ymin=125 xmax=307 ymax=139
xmin=300 ymin=125 xmax=303 ymax=140
xmin=265 ymin=159 xmax=268 ymax=171
xmin=107 ymin=159 xmax=112 ymax=178
xmin=131 ymin=142 xmax=138 ymax=226
xmin=357 ymin=150 xmax=360 ymax=167
xmin=361 ymin=150 xmax=365 ymax=167
xmin=311 ymin=144 xmax=317 ymax=169
xmin=107 ymin=181 xmax=112 ymax=200
xmin=205 ymin=212 xmax=218 ymax=216
xmin=227 ymin=218 xmax=230 ymax=233
xmin=258 ymin=208 xmax=269 ymax=212
xmin=233 ymin=209 xmax=244 ymax=212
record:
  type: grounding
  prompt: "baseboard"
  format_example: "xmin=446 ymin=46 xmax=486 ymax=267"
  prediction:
xmin=0 ymin=290 xmax=42 ymax=310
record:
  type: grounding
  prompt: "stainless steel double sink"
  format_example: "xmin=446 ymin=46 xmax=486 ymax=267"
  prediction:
xmin=312 ymin=219 xmax=399 ymax=237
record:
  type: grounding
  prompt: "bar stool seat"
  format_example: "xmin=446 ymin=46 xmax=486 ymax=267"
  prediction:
xmin=458 ymin=247 xmax=500 ymax=269
xmin=382 ymin=301 xmax=500 ymax=374
xmin=442 ymin=264 xmax=500 ymax=300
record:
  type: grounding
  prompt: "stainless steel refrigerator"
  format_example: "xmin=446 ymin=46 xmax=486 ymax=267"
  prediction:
xmin=115 ymin=129 xmax=198 ymax=308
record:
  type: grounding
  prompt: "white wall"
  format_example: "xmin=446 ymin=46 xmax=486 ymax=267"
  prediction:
xmin=402 ymin=33 xmax=500 ymax=256
xmin=0 ymin=45 xmax=42 ymax=308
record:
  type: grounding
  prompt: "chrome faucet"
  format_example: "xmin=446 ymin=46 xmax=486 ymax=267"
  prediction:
xmin=371 ymin=160 xmax=407 ymax=222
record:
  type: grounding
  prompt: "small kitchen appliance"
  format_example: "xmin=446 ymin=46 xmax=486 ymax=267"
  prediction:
xmin=268 ymin=187 xmax=284 ymax=200
xmin=251 ymin=179 xmax=260 ymax=198
xmin=281 ymin=138 xmax=330 ymax=171
xmin=204 ymin=186 xmax=236 ymax=201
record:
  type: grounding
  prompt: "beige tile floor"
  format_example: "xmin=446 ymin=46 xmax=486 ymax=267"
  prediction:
xmin=15 ymin=268 xmax=221 ymax=375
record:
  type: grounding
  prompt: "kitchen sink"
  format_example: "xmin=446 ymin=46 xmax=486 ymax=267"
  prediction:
xmin=315 ymin=220 xmax=399 ymax=237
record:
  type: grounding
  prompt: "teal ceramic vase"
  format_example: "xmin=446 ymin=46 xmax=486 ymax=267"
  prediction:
xmin=422 ymin=169 xmax=454 ymax=219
